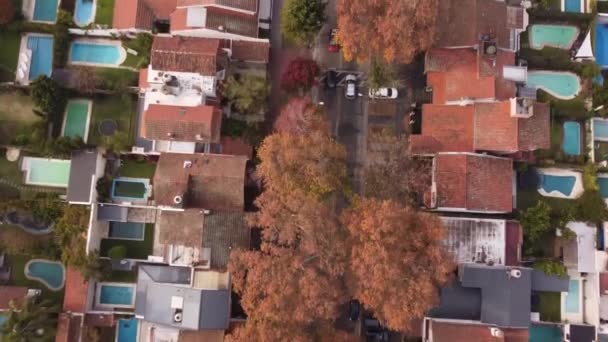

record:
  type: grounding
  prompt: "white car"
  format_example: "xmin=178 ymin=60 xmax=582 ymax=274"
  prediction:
xmin=369 ymin=87 xmax=398 ymax=99
xmin=345 ymin=75 xmax=357 ymax=100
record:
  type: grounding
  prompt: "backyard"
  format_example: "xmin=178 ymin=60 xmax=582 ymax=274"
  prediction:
xmin=95 ymin=0 xmax=115 ymax=26
xmin=118 ymin=159 xmax=157 ymax=179
xmin=5 ymin=254 xmax=65 ymax=306
xmin=0 ymin=30 xmax=20 ymax=82
xmin=99 ymin=224 xmax=154 ymax=260
xmin=537 ymin=291 xmax=561 ymax=322
xmin=0 ymin=91 xmax=42 ymax=145
xmin=90 ymin=94 xmax=137 ymax=148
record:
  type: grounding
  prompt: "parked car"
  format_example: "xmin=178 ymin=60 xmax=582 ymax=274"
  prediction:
xmin=326 ymin=70 xmax=337 ymax=88
xmin=364 ymin=318 xmax=390 ymax=342
xmin=328 ymin=29 xmax=340 ymax=52
xmin=348 ymin=299 xmax=360 ymax=321
xmin=369 ymin=87 xmax=398 ymax=99
xmin=345 ymin=74 xmax=357 ymax=100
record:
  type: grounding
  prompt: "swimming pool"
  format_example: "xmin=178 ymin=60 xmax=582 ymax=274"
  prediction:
xmin=117 ymin=318 xmax=138 ymax=342
xmin=562 ymin=121 xmax=581 ymax=155
xmin=539 ymin=173 xmax=576 ymax=196
xmin=32 ymin=0 xmax=58 ymax=22
xmin=599 ymin=176 xmax=608 ymax=198
xmin=565 ymin=0 xmax=582 ymax=12
xmin=21 ymin=157 xmax=71 ymax=187
xmin=112 ymin=178 xmax=149 ymax=201
xmin=97 ymin=283 xmax=136 ymax=308
xmin=27 ymin=35 xmax=53 ymax=81
xmin=74 ymin=0 xmax=96 ymax=27
xmin=526 ymin=71 xmax=581 ymax=100
xmin=109 ymin=222 xmax=145 ymax=240
xmin=597 ymin=22 xmax=608 ymax=67
xmin=594 ymin=118 xmax=608 ymax=141
xmin=529 ymin=324 xmax=562 ymax=342
xmin=565 ymin=279 xmax=580 ymax=313
xmin=62 ymin=100 xmax=92 ymax=142
xmin=529 ymin=24 xmax=578 ymax=50
xmin=25 ymin=259 xmax=65 ymax=291
xmin=70 ymin=41 xmax=125 ymax=66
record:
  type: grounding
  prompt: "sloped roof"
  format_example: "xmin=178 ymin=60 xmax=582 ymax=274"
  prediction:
xmin=417 ymin=104 xmax=475 ymax=153
xmin=113 ymin=0 xmax=177 ymax=30
xmin=55 ymin=313 xmax=82 ymax=342
xmin=177 ymin=0 xmax=258 ymax=12
xmin=151 ymin=36 xmax=221 ymax=75
xmin=434 ymin=153 xmax=513 ymax=213
xmin=171 ymin=6 xmax=258 ymax=37
xmin=517 ymin=102 xmax=551 ymax=151
xmin=230 ymin=40 xmax=270 ymax=63
xmin=62 ymin=267 xmax=88 ymax=313
xmin=202 ymin=211 xmax=249 ymax=269
xmin=159 ymin=209 xmax=204 ymax=247
xmin=474 ymin=101 xmax=519 ymax=152
xmin=142 ymin=104 xmax=221 ymax=143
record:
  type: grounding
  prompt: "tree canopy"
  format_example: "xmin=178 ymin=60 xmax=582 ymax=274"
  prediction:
xmin=223 ymin=75 xmax=271 ymax=117
xmin=281 ymin=58 xmax=320 ymax=92
xmin=281 ymin=0 xmax=326 ymax=45
xmin=1 ymin=298 xmax=58 ymax=342
xmin=337 ymin=0 xmax=438 ymax=62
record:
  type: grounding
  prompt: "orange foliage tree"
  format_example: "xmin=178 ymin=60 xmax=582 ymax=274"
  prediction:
xmin=336 ymin=0 xmax=438 ymax=62
xmin=341 ymin=197 xmax=454 ymax=331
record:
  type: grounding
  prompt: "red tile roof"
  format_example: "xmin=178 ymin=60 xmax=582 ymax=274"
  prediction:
xmin=428 ymin=320 xmax=494 ymax=342
xmin=151 ymin=36 xmax=221 ymax=75
xmin=154 ymin=153 xmax=247 ymax=209
xmin=138 ymin=68 xmax=149 ymax=89
xmin=601 ymin=273 xmax=608 ymax=295
xmin=220 ymin=136 xmax=253 ymax=159
xmin=230 ymin=40 xmax=270 ymax=63
xmin=113 ymin=0 xmax=177 ymax=30
xmin=177 ymin=0 xmax=258 ymax=12
xmin=142 ymin=104 xmax=221 ymax=143
xmin=517 ymin=102 xmax=551 ymax=151
xmin=416 ymin=104 xmax=475 ymax=153
xmin=55 ymin=313 xmax=82 ymax=342
xmin=434 ymin=153 xmax=513 ymax=213
xmin=171 ymin=6 xmax=259 ymax=37
xmin=505 ymin=221 xmax=523 ymax=266
xmin=62 ymin=267 xmax=88 ymax=313
xmin=474 ymin=101 xmax=519 ymax=152
xmin=0 ymin=285 xmax=27 ymax=310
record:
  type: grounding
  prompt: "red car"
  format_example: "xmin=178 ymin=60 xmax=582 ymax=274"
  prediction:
xmin=328 ymin=29 xmax=339 ymax=52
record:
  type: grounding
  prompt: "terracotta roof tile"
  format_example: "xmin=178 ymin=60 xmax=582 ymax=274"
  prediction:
xmin=138 ymin=68 xmax=149 ymax=89
xmin=219 ymin=136 xmax=253 ymax=159
xmin=177 ymin=0 xmax=258 ymax=12
xmin=179 ymin=330 xmax=224 ymax=342
xmin=204 ymin=6 xmax=259 ymax=37
xmin=169 ymin=7 xmax=189 ymax=31
xmin=416 ymin=104 xmax=476 ymax=153
xmin=62 ymin=267 xmax=88 ymax=313
xmin=143 ymin=104 xmax=221 ymax=143
xmin=55 ymin=313 xmax=82 ymax=342
xmin=474 ymin=101 xmax=518 ymax=152
xmin=504 ymin=327 xmax=529 ymax=342
xmin=435 ymin=153 xmax=513 ymax=213
xmin=517 ymin=102 xmax=550 ymax=151
xmin=230 ymin=40 xmax=269 ymax=63
xmin=84 ymin=313 xmax=116 ymax=327
xmin=151 ymin=36 xmax=221 ymax=74
xmin=0 ymin=285 xmax=27 ymax=310
xmin=113 ymin=0 xmax=177 ymax=30
xmin=429 ymin=320 xmax=494 ymax=342
xmin=154 ymin=153 xmax=247 ymax=209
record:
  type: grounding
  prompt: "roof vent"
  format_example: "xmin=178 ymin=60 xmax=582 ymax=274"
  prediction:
xmin=490 ymin=327 xmax=504 ymax=338
xmin=183 ymin=160 xmax=192 ymax=168
xmin=173 ymin=312 xmax=183 ymax=323
xmin=174 ymin=195 xmax=183 ymax=205
xmin=510 ymin=269 xmax=522 ymax=278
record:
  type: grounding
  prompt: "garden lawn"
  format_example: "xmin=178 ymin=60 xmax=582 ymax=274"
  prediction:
xmin=0 ymin=30 xmax=21 ymax=82
xmin=96 ymin=67 xmax=139 ymax=91
xmin=0 ymin=225 xmax=52 ymax=255
xmin=0 ymin=151 xmax=23 ymax=184
xmin=99 ymin=224 xmax=154 ymax=259
xmin=6 ymin=254 xmax=64 ymax=306
xmin=538 ymin=292 xmax=561 ymax=322
xmin=90 ymin=94 xmax=137 ymax=147
xmin=119 ymin=160 xmax=157 ymax=179
xmin=0 ymin=91 xmax=42 ymax=145
xmin=113 ymin=180 xmax=146 ymax=198
xmin=95 ymin=0 xmax=114 ymax=26
xmin=516 ymin=189 xmax=575 ymax=213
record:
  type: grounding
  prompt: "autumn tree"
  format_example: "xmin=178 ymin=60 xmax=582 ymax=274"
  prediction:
xmin=274 ymin=96 xmax=326 ymax=134
xmin=281 ymin=0 xmax=326 ymax=45
xmin=342 ymin=198 xmax=453 ymax=332
xmin=337 ymin=0 xmax=438 ymax=62
xmin=0 ymin=0 xmax=15 ymax=25
xmin=281 ymin=58 xmax=320 ymax=92
xmin=367 ymin=58 xmax=398 ymax=91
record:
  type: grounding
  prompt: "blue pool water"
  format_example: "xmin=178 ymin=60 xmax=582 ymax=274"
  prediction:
xmin=599 ymin=177 xmax=608 ymax=198
xmin=562 ymin=121 xmax=581 ymax=155
xmin=0 ymin=313 xmax=6 ymax=326
xmin=527 ymin=71 xmax=580 ymax=99
xmin=26 ymin=260 xmax=65 ymax=290
xmin=109 ymin=222 xmax=145 ymax=240
xmin=565 ymin=279 xmax=580 ymax=313
xmin=70 ymin=42 xmax=122 ymax=65
xmin=529 ymin=324 xmax=562 ymax=342
xmin=74 ymin=0 xmax=95 ymax=27
xmin=539 ymin=174 xmax=576 ymax=196
xmin=597 ymin=23 xmax=608 ymax=67
xmin=117 ymin=318 xmax=138 ymax=342
xmin=594 ymin=119 xmax=608 ymax=140
xmin=529 ymin=25 xmax=578 ymax=49
xmin=27 ymin=35 xmax=53 ymax=81
xmin=33 ymin=0 xmax=58 ymax=22
xmin=99 ymin=284 xmax=135 ymax=306
xmin=565 ymin=0 xmax=581 ymax=12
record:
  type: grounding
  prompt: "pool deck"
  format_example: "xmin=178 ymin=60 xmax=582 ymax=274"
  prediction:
xmin=69 ymin=38 xmax=127 ymax=68
xmin=527 ymin=70 xmax=581 ymax=101
xmin=537 ymin=167 xmax=584 ymax=199
xmin=15 ymin=33 xmax=53 ymax=86
xmin=529 ymin=24 xmax=579 ymax=50
xmin=74 ymin=0 xmax=97 ymax=27
xmin=61 ymin=99 xmax=93 ymax=143
xmin=24 ymin=259 xmax=65 ymax=291
xmin=22 ymin=0 xmax=59 ymax=24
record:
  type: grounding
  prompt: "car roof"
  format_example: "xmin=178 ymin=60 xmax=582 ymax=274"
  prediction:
xmin=345 ymin=75 xmax=356 ymax=81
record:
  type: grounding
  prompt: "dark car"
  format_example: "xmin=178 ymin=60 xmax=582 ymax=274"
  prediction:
xmin=365 ymin=318 xmax=390 ymax=342
xmin=326 ymin=70 xmax=337 ymax=88
xmin=348 ymin=299 xmax=360 ymax=321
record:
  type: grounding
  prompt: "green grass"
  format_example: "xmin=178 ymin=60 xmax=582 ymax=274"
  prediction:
xmin=90 ymin=94 xmax=137 ymax=147
xmin=0 ymin=30 xmax=21 ymax=82
xmin=0 ymin=150 xmax=23 ymax=184
xmin=95 ymin=0 xmax=114 ymax=26
xmin=95 ymin=67 xmax=138 ymax=91
xmin=119 ymin=160 xmax=156 ymax=179
xmin=537 ymin=291 xmax=561 ymax=322
xmin=517 ymin=189 xmax=575 ymax=212
xmin=5 ymin=254 xmax=64 ymax=306
xmin=113 ymin=180 xmax=146 ymax=198
xmin=99 ymin=224 xmax=154 ymax=260
xmin=107 ymin=270 xmax=137 ymax=283
xmin=121 ymin=53 xmax=145 ymax=69
xmin=0 ymin=91 xmax=42 ymax=145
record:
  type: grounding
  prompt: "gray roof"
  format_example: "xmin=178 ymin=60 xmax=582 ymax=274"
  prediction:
xmin=136 ymin=264 xmax=229 ymax=330
xmin=531 ymin=270 xmax=570 ymax=292
xmin=97 ymin=204 xmax=128 ymax=222
xmin=428 ymin=282 xmax=481 ymax=321
xmin=570 ymin=324 xmax=595 ymax=342
xmin=202 ymin=212 xmax=250 ymax=269
xmin=599 ymin=333 xmax=608 ymax=342
xmin=67 ymin=150 xmax=99 ymax=203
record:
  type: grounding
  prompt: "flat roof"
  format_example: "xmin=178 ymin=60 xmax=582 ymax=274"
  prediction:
xmin=441 ymin=217 xmax=506 ymax=265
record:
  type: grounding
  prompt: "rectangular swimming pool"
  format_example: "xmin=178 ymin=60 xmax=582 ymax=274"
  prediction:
xmin=112 ymin=178 xmax=149 ymax=200
xmin=22 ymin=157 xmax=71 ymax=188
xmin=565 ymin=279 xmax=580 ymax=313
xmin=599 ymin=176 xmax=608 ymax=199
xmin=70 ymin=42 xmax=124 ymax=66
xmin=562 ymin=121 xmax=581 ymax=155
xmin=62 ymin=100 xmax=92 ymax=142
xmin=32 ymin=0 xmax=58 ymax=22
xmin=74 ymin=0 xmax=95 ymax=27
xmin=565 ymin=0 xmax=581 ymax=12
xmin=529 ymin=324 xmax=562 ymax=342
xmin=117 ymin=318 xmax=138 ymax=342
xmin=27 ymin=35 xmax=53 ymax=81
xmin=594 ymin=118 xmax=608 ymax=140
xmin=98 ymin=283 xmax=135 ymax=307
xmin=109 ymin=222 xmax=145 ymax=240
xmin=529 ymin=24 xmax=578 ymax=50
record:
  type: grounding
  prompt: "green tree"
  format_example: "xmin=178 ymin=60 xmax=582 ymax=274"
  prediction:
xmin=223 ymin=75 xmax=271 ymax=117
xmin=577 ymin=190 xmax=608 ymax=222
xmin=281 ymin=0 xmax=326 ymax=45
xmin=53 ymin=205 xmax=90 ymax=267
xmin=108 ymin=245 xmax=127 ymax=260
xmin=534 ymin=259 xmax=568 ymax=278
xmin=30 ymin=75 xmax=66 ymax=123
xmin=367 ymin=58 xmax=397 ymax=91
xmin=521 ymin=201 xmax=551 ymax=253
xmin=1 ymin=298 xmax=58 ymax=342
xmin=583 ymin=164 xmax=599 ymax=191
xmin=54 ymin=10 xmax=73 ymax=68
xmin=79 ymin=251 xmax=111 ymax=280
xmin=123 ymin=33 xmax=153 ymax=68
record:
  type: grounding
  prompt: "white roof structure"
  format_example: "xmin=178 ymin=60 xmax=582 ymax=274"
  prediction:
xmin=575 ymin=31 xmax=594 ymax=60
xmin=564 ymin=221 xmax=597 ymax=273
xmin=441 ymin=217 xmax=506 ymax=265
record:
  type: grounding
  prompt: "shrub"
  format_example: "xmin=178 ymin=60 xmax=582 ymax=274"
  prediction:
xmin=519 ymin=168 xmax=540 ymax=190
xmin=583 ymin=164 xmax=598 ymax=191
xmin=576 ymin=190 xmax=608 ymax=222
xmin=96 ymin=176 xmax=112 ymax=202
xmin=30 ymin=75 xmax=67 ymax=124
xmin=107 ymin=245 xmax=127 ymax=260
xmin=54 ymin=10 xmax=73 ymax=68
xmin=223 ymin=75 xmax=271 ymax=116
xmin=521 ymin=201 xmax=552 ymax=254
xmin=280 ymin=58 xmax=320 ymax=92
xmin=281 ymin=0 xmax=326 ymax=44
xmin=534 ymin=259 xmax=568 ymax=278
xmin=123 ymin=33 xmax=153 ymax=67
xmin=368 ymin=58 xmax=397 ymax=91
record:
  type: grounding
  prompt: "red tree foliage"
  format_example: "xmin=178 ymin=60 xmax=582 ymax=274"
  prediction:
xmin=274 ymin=96 xmax=326 ymax=134
xmin=280 ymin=57 xmax=320 ymax=92
xmin=0 ymin=0 xmax=15 ymax=25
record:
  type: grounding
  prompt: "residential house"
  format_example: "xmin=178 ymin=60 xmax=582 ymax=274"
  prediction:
xmin=55 ymin=268 xmax=89 ymax=342
xmin=66 ymin=150 xmax=106 ymax=205
xmin=425 ymin=153 xmax=514 ymax=214
xmin=423 ymin=319 xmax=529 ymax=342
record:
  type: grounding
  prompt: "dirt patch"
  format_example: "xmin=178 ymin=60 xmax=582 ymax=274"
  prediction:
xmin=0 ymin=91 xmax=40 ymax=122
